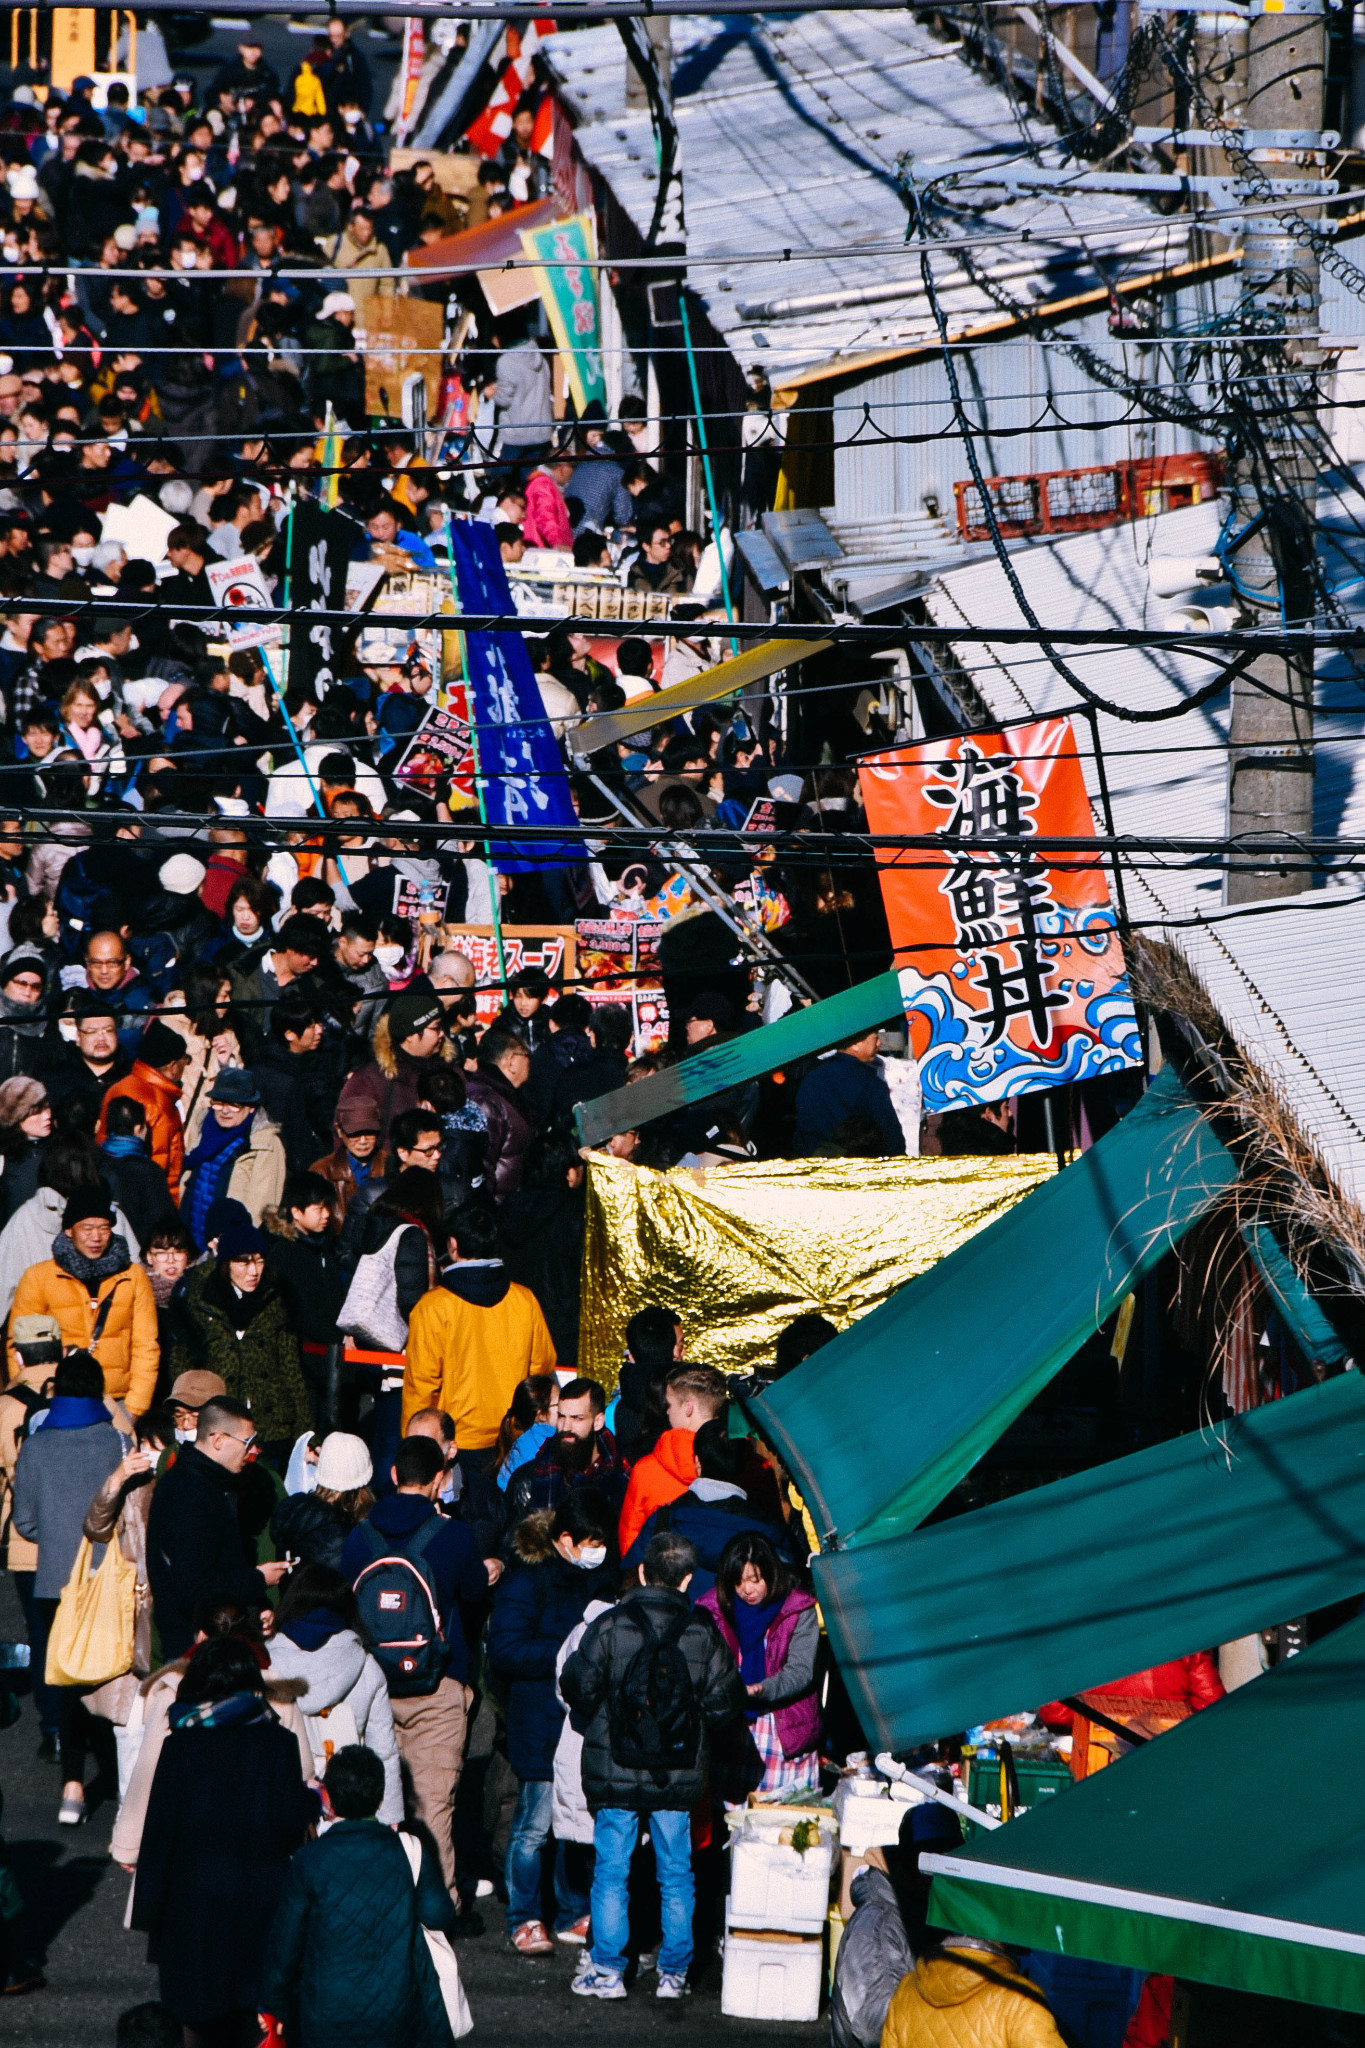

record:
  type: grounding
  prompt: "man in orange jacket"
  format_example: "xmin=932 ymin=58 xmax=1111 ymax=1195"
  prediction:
xmin=616 ymin=1363 xmax=729 ymax=1554
xmin=95 ymin=1019 xmax=189 ymax=1194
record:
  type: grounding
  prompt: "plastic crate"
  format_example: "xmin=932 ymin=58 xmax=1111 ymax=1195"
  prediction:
xmin=729 ymin=1824 xmax=835 ymax=1932
xmin=722 ymin=1928 xmax=824 ymax=2021
xmin=965 ymin=1756 xmax=1073 ymax=1837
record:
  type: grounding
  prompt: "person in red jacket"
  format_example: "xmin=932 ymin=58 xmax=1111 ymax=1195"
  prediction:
xmin=1124 ymin=1974 xmax=1173 ymax=2048
xmin=1039 ymin=1653 xmax=1225 ymax=1779
xmin=617 ymin=1425 xmax=696 ymax=1557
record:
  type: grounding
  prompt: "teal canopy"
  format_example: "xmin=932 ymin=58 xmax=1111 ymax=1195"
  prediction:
xmin=924 ymin=1610 xmax=1365 ymax=2014
xmin=574 ymin=969 xmax=903 ymax=1149
xmin=750 ymin=1070 xmax=1238 ymax=1548
xmin=813 ymin=1370 xmax=1365 ymax=1750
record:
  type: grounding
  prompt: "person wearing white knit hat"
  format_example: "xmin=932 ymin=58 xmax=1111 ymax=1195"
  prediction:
xmin=316 ymin=1433 xmax=373 ymax=1493
xmin=158 ymin=854 xmax=207 ymax=897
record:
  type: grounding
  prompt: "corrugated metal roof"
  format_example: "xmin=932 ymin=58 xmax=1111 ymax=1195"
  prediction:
xmin=1165 ymin=889 xmax=1365 ymax=1207
xmin=544 ymin=12 xmax=1189 ymax=380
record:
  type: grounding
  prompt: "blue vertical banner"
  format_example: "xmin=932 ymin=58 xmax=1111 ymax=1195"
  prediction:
xmin=448 ymin=519 xmax=577 ymax=872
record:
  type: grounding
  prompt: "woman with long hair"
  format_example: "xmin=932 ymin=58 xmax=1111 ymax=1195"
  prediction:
xmin=699 ymin=1532 xmax=822 ymax=1804
xmin=166 ymin=963 xmax=249 ymax=1142
xmin=132 ymin=1635 xmax=320 ymax=2046
xmin=491 ymin=1374 xmax=559 ymax=1487
xmin=0 ymin=1076 xmax=51 ymax=1224
xmin=0 ymin=278 xmax=52 ymax=370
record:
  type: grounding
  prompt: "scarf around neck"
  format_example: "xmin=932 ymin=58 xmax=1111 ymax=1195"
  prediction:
xmin=168 ymin=1691 xmax=271 ymax=1733
xmin=186 ymin=1114 xmax=253 ymax=1250
xmin=40 ymin=1394 xmax=109 ymax=1430
xmin=101 ymin=1133 xmax=147 ymax=1160
xmin=0 ymin=989 xmax=45 ymax=1037
xmin=731 ymin=1593 xmax=786 ymax=1718
xmin=52 ymin=1229 xmax=128 ymax=1291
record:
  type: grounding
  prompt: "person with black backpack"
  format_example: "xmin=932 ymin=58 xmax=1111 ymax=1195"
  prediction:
xmin=560 ymin=1529 xmax=746 ymax=2001
xmin=340 ymin=1433 xmax=498 ymax=1924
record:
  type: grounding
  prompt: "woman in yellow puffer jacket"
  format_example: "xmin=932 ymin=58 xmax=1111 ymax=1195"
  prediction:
xmin=881 ymin=1940 xmax=1066 ymax=2048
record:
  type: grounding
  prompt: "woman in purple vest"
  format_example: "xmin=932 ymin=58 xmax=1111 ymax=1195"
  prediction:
xmin=699 ymin=1532 xmax=822 ymax=1803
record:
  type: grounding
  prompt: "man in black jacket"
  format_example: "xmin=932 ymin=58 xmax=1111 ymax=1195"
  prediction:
xmin=561 ymin=1530 xmax=744 ymax=2000
xmin=146 ymin=1395 xmax=289 ymax=1658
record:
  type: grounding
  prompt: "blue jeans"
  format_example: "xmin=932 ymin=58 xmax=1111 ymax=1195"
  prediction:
xmin=505 ymin=1780 xmax=589 ymax=1934
xmin=591 ymin=1807 xmax=694 ymax=1979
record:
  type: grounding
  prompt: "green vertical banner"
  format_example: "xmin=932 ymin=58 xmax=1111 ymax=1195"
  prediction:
xmin=520 ymin=210 xmax=606 ymax=418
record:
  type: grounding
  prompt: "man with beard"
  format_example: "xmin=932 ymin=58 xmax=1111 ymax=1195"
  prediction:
xmin=504 ymin=1379 xmax=623 ymax=1523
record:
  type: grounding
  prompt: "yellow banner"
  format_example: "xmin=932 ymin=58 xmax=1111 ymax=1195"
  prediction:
xmin=579 ymin=1151 xmax=1055 ymax=1386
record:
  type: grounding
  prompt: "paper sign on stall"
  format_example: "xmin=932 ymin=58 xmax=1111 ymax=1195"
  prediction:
xmin=205 ymin=556 xmax=283 ymax=649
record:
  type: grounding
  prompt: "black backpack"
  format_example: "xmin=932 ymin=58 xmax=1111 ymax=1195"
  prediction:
xmin=608 ymin=1602 xmax=701 ymax=1787
xmin=353 ymin=1517 xmax=448 ymax=1698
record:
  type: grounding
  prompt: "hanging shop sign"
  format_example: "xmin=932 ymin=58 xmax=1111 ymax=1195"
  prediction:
xmin=858 ymin=718 xmax=1141 ymax=1113
xmin=519 ymin=209 xmax=606 ymax=418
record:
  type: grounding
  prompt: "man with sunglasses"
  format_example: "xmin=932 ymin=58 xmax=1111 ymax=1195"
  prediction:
xmin=146 ymin=1394 xmax=291 ymax=1660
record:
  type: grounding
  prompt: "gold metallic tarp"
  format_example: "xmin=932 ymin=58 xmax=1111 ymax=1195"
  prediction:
xmin=579 ymin=1152 xmax=1056 ymax=1388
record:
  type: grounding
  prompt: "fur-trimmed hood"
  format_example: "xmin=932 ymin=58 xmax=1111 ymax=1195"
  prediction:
xmin=370 ymin=1008 xmax=455 ymax=1081
xmin=511 ymin=1506 xmax=558 ymax=1565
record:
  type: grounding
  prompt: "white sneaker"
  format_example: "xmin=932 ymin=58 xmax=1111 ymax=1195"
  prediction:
xmin=656 ymin=1972 xmax=691 ymax=1999
xmin=571 ymin=1960 xmax=626 ymax=2001
xmin=475 ymin=1879 xmax=495 ymax=1899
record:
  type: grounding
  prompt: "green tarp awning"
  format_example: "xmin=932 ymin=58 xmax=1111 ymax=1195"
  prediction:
xmin=575 ymin=970 xmax=903 ymax=1148
xmin=923 ymin=1608 xmax=1365 ymax=2013
xmin=812 ymin=1370 xmax=1365 ymax=1750
xmin=750 ymin=1070 xmax=1238 ymax=1548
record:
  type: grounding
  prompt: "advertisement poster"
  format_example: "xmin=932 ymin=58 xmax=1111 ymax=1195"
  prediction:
xmin=632 ymin=920 xmax=668 ymax=1055
xmin=394 ymin=697 xmax=477 ymax=810
xmin=575 ymin=918 xmax=634 ymax=991
xmin=858 ymin=719 xmax=1141 ymax=1112
xmin=393 ymin=873 xmax=452 ymax=930
xmin=519 ymin=210 xmax=606 ymax=418
xmin=575 ymin=918 xmax=669 ymax=1055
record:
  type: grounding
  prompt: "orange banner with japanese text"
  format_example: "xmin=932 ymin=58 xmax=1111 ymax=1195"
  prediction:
xmin=858 ymin=719 xmax=1141 ymax=1112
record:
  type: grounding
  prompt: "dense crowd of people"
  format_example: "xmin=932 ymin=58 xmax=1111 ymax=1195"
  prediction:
xmin=0 ymin=26 xmax=1110 ymax=2048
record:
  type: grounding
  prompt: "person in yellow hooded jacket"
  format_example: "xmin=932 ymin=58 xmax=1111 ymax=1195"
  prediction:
xmin=881 ymin=1940 xmax=1067 ymax=2048
xmin=8 ymin=1187 xmax=158 ymax=1416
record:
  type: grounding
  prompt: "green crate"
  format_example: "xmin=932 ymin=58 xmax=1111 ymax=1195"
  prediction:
xmin=965 ymin=1755 xmax=1073 ymax=1837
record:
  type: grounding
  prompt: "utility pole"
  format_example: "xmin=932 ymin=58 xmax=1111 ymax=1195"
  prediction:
xmin=1226 ymin=0 xmax=1327 ymax=903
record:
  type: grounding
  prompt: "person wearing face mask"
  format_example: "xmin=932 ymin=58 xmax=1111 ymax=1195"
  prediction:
xmin=166 ymin=1369 xmax=229 ymax=1450
xmin=486 ymin=1492 xmax=616 ymax=1955
xmin=341 ymin=1432 xmax=499 ymax=1921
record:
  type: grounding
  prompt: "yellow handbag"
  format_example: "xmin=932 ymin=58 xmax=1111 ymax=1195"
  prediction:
xmin=44 ymin=1537 xmax=136 ymax=1688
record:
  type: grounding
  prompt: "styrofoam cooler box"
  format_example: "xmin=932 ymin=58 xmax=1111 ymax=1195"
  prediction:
xmin=833 ymin=1780 xmax=912 ymax=1854
xmin=729 ymin=1828 xmax=835 ymax=1932
xmin=722 ymin=1929 xmax=824 ymax=2021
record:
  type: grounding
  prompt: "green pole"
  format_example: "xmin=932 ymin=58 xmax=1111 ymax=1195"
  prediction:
xmin=677 ymin=287 xmax=739 ymax=658
xmin=442 ymin=510 xmax=507 ymax=987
